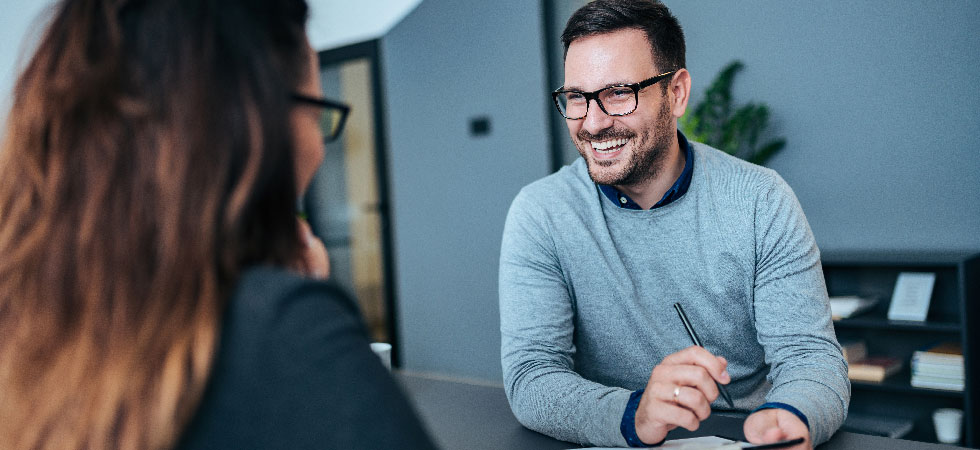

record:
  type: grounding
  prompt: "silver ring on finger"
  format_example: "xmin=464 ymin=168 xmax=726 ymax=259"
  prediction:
xmin=673 ymin=386 xmax=681 ymax=402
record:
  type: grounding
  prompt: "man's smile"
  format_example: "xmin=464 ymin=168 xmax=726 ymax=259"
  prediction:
xmin=590 ymin=137 xmax=630 ymax=158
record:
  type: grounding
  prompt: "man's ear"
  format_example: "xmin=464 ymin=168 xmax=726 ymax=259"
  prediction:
xmin=669 ymin=68 xmax=692 ymax=118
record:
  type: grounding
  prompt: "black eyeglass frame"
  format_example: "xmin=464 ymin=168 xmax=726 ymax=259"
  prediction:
xmin=291 ymin=93 xmax=351 ymax=142
xmin=551 ymin=70 xmax=677 ymax=120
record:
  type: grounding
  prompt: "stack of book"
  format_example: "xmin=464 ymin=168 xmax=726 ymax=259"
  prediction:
xmin=911 ymin=342 xmax=964 ymax=391
xmin=842 ymin=339 xmax=903 ymax=383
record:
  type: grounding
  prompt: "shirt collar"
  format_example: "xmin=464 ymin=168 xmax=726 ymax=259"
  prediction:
xmin=597 ymin=131 xmax=694 ymax=210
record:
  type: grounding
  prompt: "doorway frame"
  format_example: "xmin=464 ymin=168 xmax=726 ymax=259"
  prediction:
xmin=317 ymin=40 xmax=402 ymax=367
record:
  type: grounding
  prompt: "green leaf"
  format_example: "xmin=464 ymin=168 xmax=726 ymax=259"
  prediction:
xmin=749 ymin=139 xmax=786 ymax=166
xmin=678 ymin=59 xmax=785 ymax=166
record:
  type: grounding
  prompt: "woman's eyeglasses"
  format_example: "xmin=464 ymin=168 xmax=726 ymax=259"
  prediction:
xmin=291 ymin=93 xmax=351 ymax=142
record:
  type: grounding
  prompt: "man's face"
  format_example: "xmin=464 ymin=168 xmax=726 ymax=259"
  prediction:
xmin=563 ymin=28 xmax=676 ymax=187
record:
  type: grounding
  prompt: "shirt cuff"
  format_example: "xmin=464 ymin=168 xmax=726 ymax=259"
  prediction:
xmin=752 ymin=402 xmax=810 ymax=429
xmin=620 ymin=389 xmax=666 ymax=447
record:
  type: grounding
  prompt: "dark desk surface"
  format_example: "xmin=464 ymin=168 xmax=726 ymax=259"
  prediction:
xmin=397 ymin=372 xmax=965 ymax=450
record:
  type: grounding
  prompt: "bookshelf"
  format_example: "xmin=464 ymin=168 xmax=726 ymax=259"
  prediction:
xmin=822 ymin=250 xmax=979 ymax=446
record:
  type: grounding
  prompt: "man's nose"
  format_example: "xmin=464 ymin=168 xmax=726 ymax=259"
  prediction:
xmin=581 ymin=99 xmax=614 ymax=135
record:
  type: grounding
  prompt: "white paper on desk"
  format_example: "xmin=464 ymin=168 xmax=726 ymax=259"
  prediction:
xmin=576 ymin=435 xmax=742 ymax=449
xmin=887 ymin=272 xmax=936 ymax=321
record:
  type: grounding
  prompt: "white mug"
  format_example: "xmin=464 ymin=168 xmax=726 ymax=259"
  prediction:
xmin=370 ymin=342 xmax=392 ymax=370
xmin=932 ymin=408 xmax=963 ymax=444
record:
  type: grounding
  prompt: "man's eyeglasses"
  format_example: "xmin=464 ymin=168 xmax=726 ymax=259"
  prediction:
xmin=551 ymin=71 xmax=676 ymax=120
xmin=291 ymin=93 xmax=351 ymax=142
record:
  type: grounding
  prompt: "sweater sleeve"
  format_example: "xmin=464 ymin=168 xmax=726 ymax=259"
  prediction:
xmin=499 ymin=189 xmax=632 ymax=447
xmin=751 ymin=174 xmax=850 ymax=445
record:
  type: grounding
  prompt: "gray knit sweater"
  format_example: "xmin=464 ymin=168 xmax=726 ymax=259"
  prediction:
xmin=499 ymin=142 xmax=849 ymax=447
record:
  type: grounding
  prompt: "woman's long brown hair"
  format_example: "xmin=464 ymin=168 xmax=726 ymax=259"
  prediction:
xmin=0 ymin=0 xmax=311 ymax=448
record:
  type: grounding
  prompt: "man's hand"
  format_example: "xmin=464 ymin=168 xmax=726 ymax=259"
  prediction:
xmin=634 ymin=346 xmax=731 ymax=444
xmin=743 ymin=408 xmax=811 ymax=450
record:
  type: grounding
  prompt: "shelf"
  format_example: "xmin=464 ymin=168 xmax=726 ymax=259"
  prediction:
xmin=834 ymin=317 xmax=961 ymax=333
xmin=822 ymin=250 xmax=978 ymax=266
xmin=822 ymin=251 xmax=979 ymax=447
xmin=850 ymin=366 xmax=964 ymax=398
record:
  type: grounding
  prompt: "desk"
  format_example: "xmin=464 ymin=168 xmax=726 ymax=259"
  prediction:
xmin=397 ymin=372 xmax=966 ymax=450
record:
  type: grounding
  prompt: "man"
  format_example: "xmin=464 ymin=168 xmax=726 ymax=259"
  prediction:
xmin=498 ymin=1 xmax=849 ymax=448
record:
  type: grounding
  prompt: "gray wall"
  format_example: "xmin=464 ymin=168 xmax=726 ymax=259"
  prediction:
xmin=3 ymin=0 xmax=976 ymax=385
xmin=663 ymin=0 xmax=980 ymax=252
xmin=547 ymin=0 xmax=591 ymax=165
xmin=382 ymin=1 xmax=979 ymax=383
xmin=381 ymin=0 xmax=551 ymax=382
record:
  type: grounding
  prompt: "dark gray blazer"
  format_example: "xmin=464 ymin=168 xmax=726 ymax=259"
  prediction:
xmin=178 ymin=266 xmax=437 ymax=449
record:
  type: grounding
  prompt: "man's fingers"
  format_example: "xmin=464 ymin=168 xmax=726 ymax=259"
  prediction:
xmin=744 ymin=409 xmax=809 ymax=448
xmin=743 ymin=409 xmax=776 ymax=443
xmin=635 ymin=378 xmax=712 ymax=443
xmin=661 ymin=346 xmax=730 ymax=384
xmin=647 ymin=401 xmax=701 ymax=432
xmin=746 ymin=426 xmax=784 ymax=444
xmin=743 ymin=426 xmax=762 ymax=442
xmin=668 ymin=385 xmax=712 ymax=421
xmin=763 ymin=426 xmax=786 ymax=442
xmin=651 ymin=363 xmax=720 ymax=403
xmin=636 ymin=348 xmax=736 ymax=445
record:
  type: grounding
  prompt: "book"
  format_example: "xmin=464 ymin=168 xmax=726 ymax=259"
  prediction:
xmin=848 ymin=356 xmax=903 ymax=382
xmin=913 ymin=341 xmax=963 ymax=364
xmin=911 ymin=342 xmax=964 ymax=391
xmin=910 ymin=376 xmax=965 ymax=391
xmin=886 ymin=272 xmax=935 ymax=321
xmin=839 ymin=339 xmax=867 ymax=364
xmin=829 ymin=296 xmax=877 ymax=320
xmin=912 ymin=361 xmax=964 ymax=378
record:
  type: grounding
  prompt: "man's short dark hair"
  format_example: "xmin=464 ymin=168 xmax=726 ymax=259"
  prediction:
xmin=561 ymin=0 xmax=686 ymax=74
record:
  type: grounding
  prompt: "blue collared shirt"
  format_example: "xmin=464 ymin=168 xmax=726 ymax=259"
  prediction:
xmin=597 ymin=131 xmax=694 ymax=210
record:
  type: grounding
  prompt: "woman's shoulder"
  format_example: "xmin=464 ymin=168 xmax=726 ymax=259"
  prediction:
xmin=179 ymin=266 xmax=437 ymax=449
xmin=211 ymin=265 xmax=374 ymax=395
xmin=234 ymin=265 xmax=354 ymax=306
xmin=229 ymin=265 xmax=360 ymax=329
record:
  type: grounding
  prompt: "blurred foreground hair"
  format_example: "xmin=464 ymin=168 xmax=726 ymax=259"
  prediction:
xmin=0 ymin=0 xmax=310 ymax=448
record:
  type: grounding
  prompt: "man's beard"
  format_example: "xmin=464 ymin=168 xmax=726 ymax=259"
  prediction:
xmin=575 ymin=100 xmax=673 ymax=187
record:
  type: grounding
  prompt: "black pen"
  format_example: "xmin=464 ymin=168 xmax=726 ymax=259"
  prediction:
xmin=673 ymin=302 xmax=735 ymax=408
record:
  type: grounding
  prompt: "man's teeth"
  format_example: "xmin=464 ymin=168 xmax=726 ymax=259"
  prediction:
xmin=592 ymin=138 xmax=628 ymax=152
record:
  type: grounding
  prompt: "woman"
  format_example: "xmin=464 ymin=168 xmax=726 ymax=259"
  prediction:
xmin=0 ymin=0 xmax=437 ymax=449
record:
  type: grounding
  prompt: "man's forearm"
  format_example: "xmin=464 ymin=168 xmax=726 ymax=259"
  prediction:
xmin=502 ymin=340 xmax=633 ymax=446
